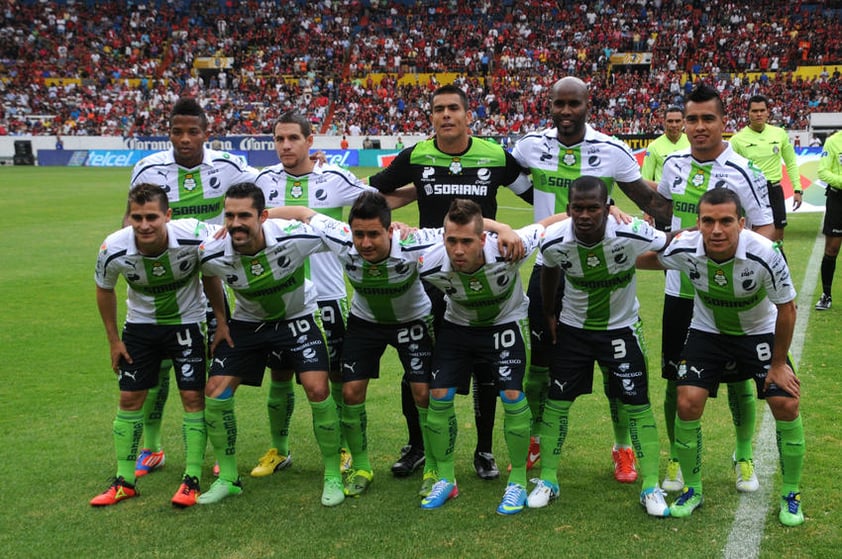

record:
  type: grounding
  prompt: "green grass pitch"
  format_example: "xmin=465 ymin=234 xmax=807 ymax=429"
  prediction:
xmin=0 ymin=167 xmax=838 ymax=558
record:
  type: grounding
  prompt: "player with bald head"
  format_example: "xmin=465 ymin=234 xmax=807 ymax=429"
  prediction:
xmin=511 ymin=76 xmax=672 ymax=483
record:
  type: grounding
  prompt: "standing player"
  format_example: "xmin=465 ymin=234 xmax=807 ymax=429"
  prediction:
xmin=368 ymin=84 xmax=533 ymax=481
xmin=534 ymin=176 xmax=670 ymax=517
xmin=90 ymin=184 xmax=228 ymax=508
xmin=641 ymin=106 xmax=690 ymax=230
xmin=250 ymin=111 xmax=378 ymax=478
xmin=417 ymin=199 xmax=546 ymax=515
xmin=128 ymin=98 xmax=258 ymax=478
xmin=814 ymin=128 xmax=842 ymax=310
xmin=638 ymin=188 xmax=805 ymax=526
xmin=197 ymin=183 xmax=344 ymax=507
xmin=511 ymin=76 xmax=672 ymax=483
xmin=730 ymin=94 xmax=802 ymax=245
xmin=656 ymin=84 xmax=774 ymax=493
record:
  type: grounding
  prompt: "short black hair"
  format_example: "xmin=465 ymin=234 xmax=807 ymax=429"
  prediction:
xmin=225 ymin=182 xmax=265 ymax=213
xmin=432 ymin=84 xmax=469 ymax=111
xmin=685 ymin=84 xmax=725 ymax=116
xmin=444 ymin=198 xmax=483 ymax=234
xmin=349 ymin=191 xmax=391 ymax=229
xmin=569 ymin=175 xmax=608 ymax=205
xmin=275 ymin=111 xmax=312 ymax=137
xmin=698 ymin=187 xmax=743 ymax=216
xmin=747 ymin=95 xmax=770 ymax=109
xmin=665 ymin=105 xmax=685 ymax=117
xmin=171 ymin=97 xmax=208 ymax=129
xmin=127 ymin=183 xmax=169 ymax=213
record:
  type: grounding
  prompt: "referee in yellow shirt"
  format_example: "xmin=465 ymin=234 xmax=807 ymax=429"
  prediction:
xmin=730 ymin=95 xmax=802 ymax=244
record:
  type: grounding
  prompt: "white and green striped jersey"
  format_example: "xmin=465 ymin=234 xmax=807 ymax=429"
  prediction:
xmin=541 ymin=218 xmax=667 ymax=330
xmin=95 ymin=219 xmax=215 ymax=325
xmin=657 ymin=143 xmax=773 ymax=298
xmin=308 ymin=213 xmax=439 ymax=324
xmin=199 ymin=219 xmax=325 ymax=322
xmin=511 ymin=124 xmax=641 ymax=264
xmin=130 ymin=148 xmax=259 ymax=224
xmin=657 ymin=229 xmax=795 ymax=335
xmin=254 ymin=162 xmax=376 ymax=302
xmin=419 ymin=224 xmax=544 ymax=327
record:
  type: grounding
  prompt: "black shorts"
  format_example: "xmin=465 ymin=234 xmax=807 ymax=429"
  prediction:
xmin=822 ymin=187 xmax=842 ymax=236
xmin=548 ymin=322 xmax=651 ymax=405
xmin=527 ymin=264 xmax=564 ymax=367
xmin=679 ymin=329 xmax=795 ymax=399
xmin=209 ymin=315 xmax=330 ymax=387
xmin=423 ymin=279 xmax=495 ymax=394
xmin=431 ymin=319 xmax=530 ymax=392
xmin=661 ymin=295 xmax=693 ymax=380
xmin=767 ymin=182 xmax=787 ymax=229
xmin=318 ymin=298 xmax=348 ymax=372
xmin=341 ymin=313 xmax=434 ymax=383
xmin=118 ymin=322 xmax=207 ymax=392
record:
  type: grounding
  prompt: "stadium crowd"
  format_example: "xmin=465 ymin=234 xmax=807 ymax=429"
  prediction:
xmin=1 ymin=0 xmax=842 ymax=137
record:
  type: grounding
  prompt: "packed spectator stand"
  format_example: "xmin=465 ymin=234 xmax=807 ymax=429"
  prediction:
xmin=1 ymin=0 xmax=841 ymax=139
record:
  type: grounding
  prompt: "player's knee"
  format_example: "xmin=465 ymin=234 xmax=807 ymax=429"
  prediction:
xmin=342 ymin=380 xmax=367 ymax=405
xmin=431 ymin=387 xmax=456 ymax=402
xmin=499 ymin=389 xmax=525 ymax=404
xmin=767 ymin=395 xmax=799 ymax=421
xmin=119 ymin=390 xmax=146 ymax=411
xmin=179 ymin=389 xmax=204 ymax=412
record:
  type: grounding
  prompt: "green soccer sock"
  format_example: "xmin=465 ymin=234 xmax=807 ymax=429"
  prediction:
xmin=664 ymin=380 xmax=678 ymax=459
xmin=310 ymin=395 xmax=342 ymax=481
xmin=501 ymin=393 xmax=532 ymax=487
xmin=604 ymin=372 xmax=631 ymax=447
xmin=205 ymin=395 xmax=238 ymax=482
xmin=141 ymin=364 xmax=170 ymax=451
xmin=114 ymin=409 xmax=144 ymax=483
xmin=537 ymin=398 xmax=572 ymax=486
xmin=417 ymin=406 xmax=437 ymax=474
xmin=426 ymin=396 xmax=457 ymax=482
xmin=728 ymin=379 xmax=757 ymax=461
xmin=626 ymin=403 xmax=661 ymax=489
xmin=524 ymin=365 xmax=549 ymax=431
xmin=182 ymin=410 xmax=206 ymax=480
xmin=267 ymin=380 xmax=294 ymax=455
xmin=777 ymin=415 xmax=805 ymax=495
xmin=675 ymin=417 xmax=703 ymax=493
xmin=341 ymin=402 xmax=371 ymax=473
xmin=330 ymin=380 xmax=348 ymax=449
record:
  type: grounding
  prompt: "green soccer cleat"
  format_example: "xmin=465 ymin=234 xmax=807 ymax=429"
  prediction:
xmin=344 ymin=470 xmax=373 ymax=497
xmin=779 ymin=492 xmax=805 ymax=526
xmin=197 ymin=478 xmax=243 ymax=505
xmin=321 ymin=478 xmax=345 ymax=507
xmin=670 ymin=487 xmax=703 ymax=518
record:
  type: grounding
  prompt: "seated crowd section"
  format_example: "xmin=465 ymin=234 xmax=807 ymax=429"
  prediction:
xmin=1 ymin=0 xmax=842 ymax=138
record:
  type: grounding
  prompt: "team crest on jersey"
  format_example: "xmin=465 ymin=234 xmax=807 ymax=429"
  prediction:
xmin=562 ymin=150 xmax=576 ymax=166
xmin=183 ymin=173 xmax=198 ymax=191
xmin=367 ymin=265 xmax=382 ymax=277
xmin=289 ymin=181 xmax=304 ymax=199
xmin=691 ymin=170 xmax=706 ymax=187
xmin=713 ymin=269 xmax=727 ymax=287
xmin=586 ymin=252 xmax=601 ymax=268
xmin=151 ymin=261 xmax=166 ymax=277
xmin=250 ymin=260 xmax=265 ymax=276
xmin=772 ymin=145 xmax=780 ymax=154
xmin=468 ymin=277 xmax=483 ymax=292
xmin=449 ymin=158 xmax=462 ymax=175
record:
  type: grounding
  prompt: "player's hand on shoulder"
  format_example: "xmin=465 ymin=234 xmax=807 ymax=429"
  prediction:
xmin=392 ymin=221 xmax=416 ymax=240
xmin=610 ymin=205 xmax=633 ymax=224
xmin=496 ymin=227 xmax=525 ymax=261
